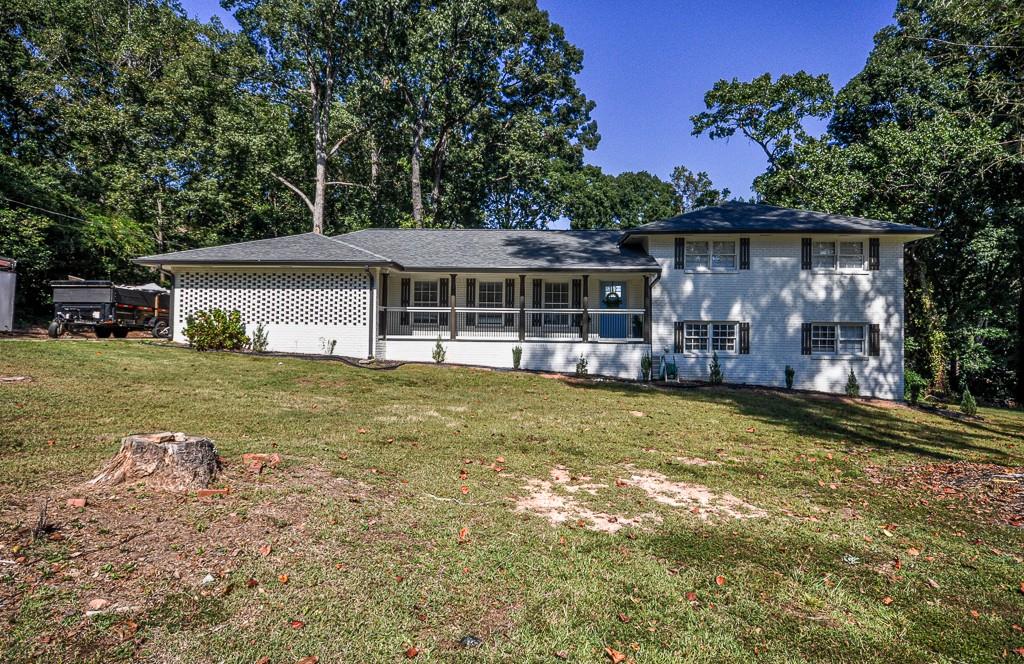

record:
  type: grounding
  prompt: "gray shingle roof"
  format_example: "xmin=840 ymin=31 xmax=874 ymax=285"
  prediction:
xmin=622 ymin=202 xmax=935 ymax=236
xmin=334 ymin=229 xmax=659 ymax=272
xmin=134 ymin=233 xmax=393 ymax=266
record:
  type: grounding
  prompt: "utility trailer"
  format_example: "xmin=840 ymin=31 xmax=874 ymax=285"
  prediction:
xmin=48 ymin=280 xmax=170 ymax=338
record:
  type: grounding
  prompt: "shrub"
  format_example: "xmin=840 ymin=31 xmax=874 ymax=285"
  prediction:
xmin=575 ymin=354 xmax=588 ymax=377
xmin=905 ymin=369 xmax=926 ymax=405
xmin=845 ymin=368 xmax=860 ymax=397
xmin=640 ymin=352 xmax=652 ymax=381
xmin=249 ymin=324 xmax=269 ymax=353
xmin=512 ymin=345 xmax=522 ymax=370
xmin=784 ymin=365 xmax=795 ymax=389
xmin=184 ymin=308 xmax=249 ymax=352
xmin=708 ymin=351 xmax=723 ymax=385
xmin=432 ymin=337 xmax=446 ymax=364
xmin=960 ymin=387 xmax=978 ymax=416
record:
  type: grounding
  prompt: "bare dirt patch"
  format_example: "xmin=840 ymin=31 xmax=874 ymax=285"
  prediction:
xmin=672 ymin=456 xmax=720 ymax=467
xmin=624 ymin=470 xmax=767 ymax=520
xmin=514 ymin=476 xmax=658 ymax=534
xmin=866 ymin=461 xmax=1024 ymax=527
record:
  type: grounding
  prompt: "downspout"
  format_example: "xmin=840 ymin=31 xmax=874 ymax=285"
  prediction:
xmin=365 ymin=266 xmax=376 ymax=359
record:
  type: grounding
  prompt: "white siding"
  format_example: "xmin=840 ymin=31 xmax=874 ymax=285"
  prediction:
xmin=382 ymin=339 xmax=651 ymax=379
xmin=648 ymin=235 xmax=906 ymax=399
xmin=170 ymin=267 xmax=372 ymax=357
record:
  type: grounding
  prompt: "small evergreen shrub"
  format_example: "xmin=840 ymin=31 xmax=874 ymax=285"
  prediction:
xmin=249 ymin=324 xmax=269 ymax=353
xmin=640 ymin=352 xmax=652 ymax=381
xmin=960 ymin=387 xmax=978 ymax=416
xmin=512 ymin=345 xmax=522 ymax=370
xmin=432 ymin=337 xmax=446 ymax=364
xmin=784 ymin=365 xmax=795 ymax=389
xmin=845 ymin=368 xmax=860 ymax=397
xmin=905 ymin=369 xmax=926 ymax=405
xmin=184 ymin=308 xmax=249 ymax=351
xmin=708 ymin=351 xmax=723 ymax=385
xmin=575 ymin=354 xmax=588 ymax=377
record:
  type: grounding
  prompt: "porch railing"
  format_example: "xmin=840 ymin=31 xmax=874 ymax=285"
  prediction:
xmin=380 ymin=307 xmax=645 ymax=343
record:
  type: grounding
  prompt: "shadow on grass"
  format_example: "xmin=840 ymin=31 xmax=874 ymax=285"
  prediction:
xmin=561 ymin=380 xmax=1014 ymax=463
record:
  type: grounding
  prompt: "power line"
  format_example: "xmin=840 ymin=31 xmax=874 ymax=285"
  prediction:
xmin=0 ymin=195 xmax=90 ymax=223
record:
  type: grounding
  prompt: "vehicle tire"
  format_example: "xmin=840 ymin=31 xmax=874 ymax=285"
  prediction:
xmin=112 ymin=326 xmax=129 ymax=338
xmin=152 ymin=321 xmax=169 ymax=339
xmin=95 ymin=326 xmax=112 ymax=339
xmin=47 ymin=321 xmax=61 ymax=338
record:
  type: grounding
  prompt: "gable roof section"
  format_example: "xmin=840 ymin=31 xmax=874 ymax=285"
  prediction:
xmin=134 ymin=233 xmax=393 ymax=267
xmin=334 ymin=229 xmax=659 ymax=272
xmin=622 ymin=202 xmax=935 ymax=237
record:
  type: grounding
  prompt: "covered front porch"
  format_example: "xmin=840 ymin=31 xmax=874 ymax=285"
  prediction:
xmin=377 ymin=271 xmax=653 ymax=344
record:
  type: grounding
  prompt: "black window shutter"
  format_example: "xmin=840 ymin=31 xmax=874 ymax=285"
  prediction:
xmin=571 ymin=279 xmax=581 ymax=308
xmin=674 ymin=237 xmax=685 ymax=269
xmin=801 ymin=323 xmax=812 ymax=354
xmin=673 ymin=321 xmax=684 ymax=353
xmin=465 ymin=278 xmax=476 ymax=326
xmin=400 ymin=278 xmax=411 ymax=326
xmin=739 ymin=322 xmax=750 ymax=354
xmin=504 ymin=278 xmax=515 ymax=326
xmin=869 ymin=238 xmax=880 ymax=270
xmin=438 ymin=278 xmax=449 ymax=307
xmin=531 ymin=279 xmax=542 ymax=327
xmin=801 ymin=238 xmax=812 ymax=270
xmin=739 ymin=238 xmax=750 ymax=270
xmin=869 ymin=323 xmax=880 ymax=356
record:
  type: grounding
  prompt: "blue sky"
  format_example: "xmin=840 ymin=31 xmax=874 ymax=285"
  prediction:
xmin=180 ymin=0 xmax=895 ymax=199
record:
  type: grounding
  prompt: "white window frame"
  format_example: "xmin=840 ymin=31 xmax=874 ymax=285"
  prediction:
xmin=838 ymin=240 xmax=866 ymax=271
xmin=680 ymin=321 xmax=737 ymax=354
xmin=685 ymin=239 xmax=737 ymax=272
xmin=412 ymin=280 xmax=439 ymax=325
xmin=811 ymin=240 xmax=837 ymax=270
xmin=811 ymin=322 xmax=867 ymax=357
xmin=542 ymin=282 xmax=569 ymax=327
xmin=477 ymin=281 xmax=504 ymax=326
xmin=811 ymin=238 xmax=870 ymax=273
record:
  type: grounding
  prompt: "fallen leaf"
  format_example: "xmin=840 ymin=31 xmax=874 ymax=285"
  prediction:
xmin=457 ymin=527 xmax=469 ymax=543
xmin=278 ymin=574 xmax=289 ymax=584
xmin=926 ymin=578 xmax=940 ymax=589
xmin=258 ymin=544 xmax=272 ymax=557
xmin=554 ymin=651 xmax=568 ymax=660
xmin=495 ymin=456 xmax=505 ymax=463
xmin=617 ymin=612 xmax=630 ymax=623
xmin=296 ymin=657 xmax=319 ymax=664
xmin=460 ymin=485 xmax=469 ymax=495
xmin=405 ymin=646 xmax=419 ymax=658
xmin=685 ymin=591 xmax=698 ymax=602
xmin=604 ymin=647 xmax=626 ymax=663
xmin=629 ymin=411 xmax=645 ymax=417
xmin=87 ymin=598 xmax=110 ymax=611
xmin=882 ymin=596 xmax=893 ymax=605
xmin=715 ymin=575 xmax=726 ymax=586
xmin=970 ymin=610 xmax=979 ymax=618
xmin=256 ymin=658 xmax=270 ymax=664
xmin=906 ymin=547 xmax=920 ymax=557
xmin=66 ymin=497 xmax=87 ymax=508
xmin=246 ymin=578 xmax=258 ymax=588
xmin=745 ymin=427 xmax=756 ymax=433
xmin=289 ymin=620 xmax=305 ymax=629
xmin=357 ymin=427 xmax=368 ymax=434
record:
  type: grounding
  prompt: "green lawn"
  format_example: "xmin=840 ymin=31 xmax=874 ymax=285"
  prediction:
xmin=1 ymin=340 xmax=1023 ymax=663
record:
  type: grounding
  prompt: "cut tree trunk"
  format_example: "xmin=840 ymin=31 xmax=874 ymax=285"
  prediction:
xmin=87 ymin=433 xmax=221 ymax=492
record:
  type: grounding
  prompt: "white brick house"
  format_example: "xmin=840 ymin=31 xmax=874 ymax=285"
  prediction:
xmin=135 ymin=203 xmax=933 ymax=399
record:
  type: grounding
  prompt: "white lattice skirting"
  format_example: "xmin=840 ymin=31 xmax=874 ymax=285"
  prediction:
xmin=172 ymin=268 xmax=372 ymax=356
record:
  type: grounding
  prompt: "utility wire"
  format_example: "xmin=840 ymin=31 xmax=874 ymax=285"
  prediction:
xmin=0 ymin=195 xmax=91 ymax=223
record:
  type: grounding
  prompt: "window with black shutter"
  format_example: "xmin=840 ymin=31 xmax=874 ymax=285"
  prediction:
xmin=801 ymin=322 xmax=812 ymax=354
xmin=869 ymin=238 xmax=880 ymax=270
xmin=869 ymin=323 xmax=880 ymax=356
xmin=801 ymin=238 xmax=812 ymax=270
xmin=400 ymin=278 xmax=410 ymax=326
xmin=504 ymin=278 xmax=516 ymax=327
xmin=673 ymin=321 xmax=684 ymax=353
xmin=674 ymin=237 xmax=685 ymax=269
xmin=531 ymin=279 xmax=542 ymax=327
xmin=739 ymin=322 xmax=750 ymax=354
xmin=739 ymin=238 xmax=750 ymax=270
xmin=438 ymin=277 xmax=449 ymax=327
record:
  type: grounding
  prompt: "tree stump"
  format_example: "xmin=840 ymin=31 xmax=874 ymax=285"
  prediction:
xmin=87 ymin=433 xmax=221 ymax=492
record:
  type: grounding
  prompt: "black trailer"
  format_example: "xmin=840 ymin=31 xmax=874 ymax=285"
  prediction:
xmin=48 ymin=280 xmax=170 ymax=338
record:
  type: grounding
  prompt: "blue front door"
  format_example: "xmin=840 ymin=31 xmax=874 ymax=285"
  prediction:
xmin=599 ymin=282 xmax=627 ymax=339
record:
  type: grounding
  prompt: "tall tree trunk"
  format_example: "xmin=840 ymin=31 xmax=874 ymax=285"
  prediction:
xmin=1016 ymin=220 xmax=1024 ymax=405
xmin=410 ymin=122 xmax=425 ymax=227
xmin=369 ymin=136 xmax=380 ymax=188
xmin=310 ymin=67 xmax=333 ymax=235
xmin=432 ymin=132 xmax=447 ymax=225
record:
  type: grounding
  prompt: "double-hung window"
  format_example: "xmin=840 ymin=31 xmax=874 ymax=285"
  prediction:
xmin=542 ymin=282 xmax=569 ymax=327
xmin=811 ymin=323 xmax=866 ymax=355
xmin=412 ymin=281 xmax=438 ymax=325
xmin=838 ymin=241 xmax=865 ymax=270
xmin=685 ymin=240 xmax=737 ymax=270
xmin=812 ymin=241 xmax=837 ymax=269
xmin=477 ymin=281 xmax=503 ymax=326
xmin=677 ymin=321 xmax=737 ymax=353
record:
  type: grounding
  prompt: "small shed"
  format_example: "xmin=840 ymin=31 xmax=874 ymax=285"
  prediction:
xmin=0 ymin=257 xmax=15 ymax=332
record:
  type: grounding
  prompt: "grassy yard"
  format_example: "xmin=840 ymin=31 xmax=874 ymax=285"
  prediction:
xmin=1 ymin=339 xmax=1023 ymax=663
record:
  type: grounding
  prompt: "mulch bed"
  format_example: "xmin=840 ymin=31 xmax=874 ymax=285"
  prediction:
xmin=867 ymin=461 xmax=1024 ymax=527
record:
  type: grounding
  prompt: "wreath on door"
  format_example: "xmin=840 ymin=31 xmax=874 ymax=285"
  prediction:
xmin=603 ymin=290 xmax=622 ymax=308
